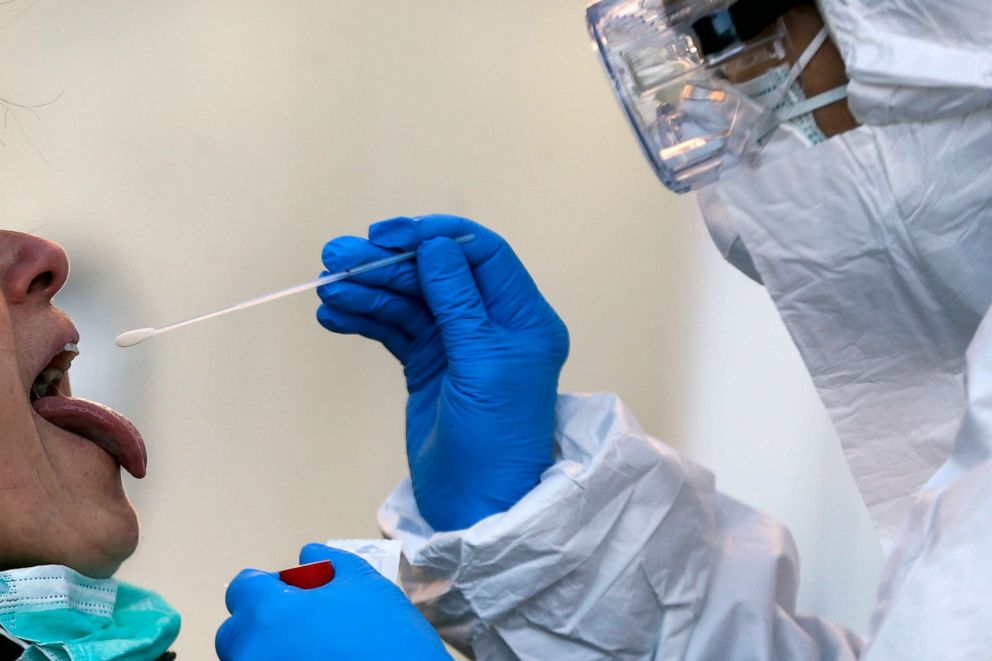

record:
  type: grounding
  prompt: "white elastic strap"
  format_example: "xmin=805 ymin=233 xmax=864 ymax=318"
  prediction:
xmin=778 ymin=84 xmax=848 ymax=121
xmin=753 ymin=26 xmax=832 ymax=142
xmin=780 ymin=27 xmax=830 ymax=93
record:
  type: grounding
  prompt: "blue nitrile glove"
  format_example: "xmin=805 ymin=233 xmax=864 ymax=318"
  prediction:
xmin=216 ymin=544 xmax=450 ymax=661
xmin=316 ymin=215 xmax=569 ymax=531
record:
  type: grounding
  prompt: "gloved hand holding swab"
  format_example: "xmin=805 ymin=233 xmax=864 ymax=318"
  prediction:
xmin=115 ymin=234 xmax=476 ymax=348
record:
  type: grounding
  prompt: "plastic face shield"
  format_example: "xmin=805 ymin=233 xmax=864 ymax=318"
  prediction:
xmin=587 ymin=0 xmax=800 ymax=193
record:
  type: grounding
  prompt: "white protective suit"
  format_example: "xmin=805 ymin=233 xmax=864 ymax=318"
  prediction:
xmin=378 ymin=1 xmax=992 ymax=658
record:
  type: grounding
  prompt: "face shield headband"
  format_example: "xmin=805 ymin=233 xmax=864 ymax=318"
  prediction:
xmin=586 ymin=0 xmax=848 ymax=192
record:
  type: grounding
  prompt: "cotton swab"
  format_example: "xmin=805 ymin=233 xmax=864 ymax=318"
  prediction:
xmin=115 ymin=234 xmax=476 ymax=348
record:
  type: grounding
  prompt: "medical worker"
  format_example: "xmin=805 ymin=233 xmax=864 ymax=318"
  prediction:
xmin=217 ymin=0 xmax=992 ymax=658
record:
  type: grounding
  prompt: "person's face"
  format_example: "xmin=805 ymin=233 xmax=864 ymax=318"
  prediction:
xmin=0 ymin=230 xmax=143 ymax=578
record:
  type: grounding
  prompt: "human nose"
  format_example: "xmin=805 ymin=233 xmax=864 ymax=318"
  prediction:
xmin=2 ymin=233 xmax=70 ymax=304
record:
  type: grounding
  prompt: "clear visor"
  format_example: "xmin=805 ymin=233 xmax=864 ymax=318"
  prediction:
xmin=587 ymin=0 xmax=793 ymax=192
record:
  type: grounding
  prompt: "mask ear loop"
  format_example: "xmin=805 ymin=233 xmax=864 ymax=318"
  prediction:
xmin=776 ymin=85 xmax=848 ymax=122
xmin=747 ymin=26 xmax=848 ymax=149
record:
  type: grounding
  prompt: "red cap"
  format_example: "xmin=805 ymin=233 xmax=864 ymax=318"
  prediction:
xmin=279 ymin=560 xmax=335 ymax=589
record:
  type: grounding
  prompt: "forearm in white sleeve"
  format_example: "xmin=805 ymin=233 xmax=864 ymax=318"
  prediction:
xmin=378 ymin=393 xmax=862 ymax=660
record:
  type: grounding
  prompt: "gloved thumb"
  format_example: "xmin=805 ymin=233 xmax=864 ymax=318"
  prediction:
xmin=416 ymin=237 xmax=488 ymax=345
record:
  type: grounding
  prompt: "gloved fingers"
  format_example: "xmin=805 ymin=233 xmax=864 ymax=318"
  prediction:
xmin=321 ymin=235 xmax=421 ymax=298
xmin=416 ymin=237 xmax=489 ymax=346
xmin=224 ymin=568 xmax=280 ymax=614
xmin=369 ymin=215 xmax=499 ymax=267
xmin=370 ymin=215 xmax=551 ymax=330
xmin=317 ymin=280 xmax=433 ymax=339
xmin=316 ymin=305 xmax=411 ymax=362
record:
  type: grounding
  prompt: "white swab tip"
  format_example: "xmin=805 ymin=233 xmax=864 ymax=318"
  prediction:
xmin=115 ymin=328 xmax=156 ymax=348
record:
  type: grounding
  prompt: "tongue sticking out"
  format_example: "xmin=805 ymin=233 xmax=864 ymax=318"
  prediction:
xmin=32 ymin=397 xmax=148 ymax=479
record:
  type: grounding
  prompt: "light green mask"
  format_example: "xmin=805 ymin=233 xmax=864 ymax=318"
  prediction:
xmin=0 ymin=565 xmax=180 ymax=661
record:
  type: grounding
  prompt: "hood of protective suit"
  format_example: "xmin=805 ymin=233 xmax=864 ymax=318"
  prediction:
xmin=697 ymin=0 xmax=992 ymax=549
xmin=821 ymin=0 xmax=992 ymax=124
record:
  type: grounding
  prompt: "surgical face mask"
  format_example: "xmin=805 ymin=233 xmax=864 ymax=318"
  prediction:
xmin=0 ymin=565 xmax=180 ymax=661
xmin=586 ymin=0 xmax=847 ymax=192
xmin=697 ymin=109 xmax=992 ymax=550
xmin=697 ymin=58 xmax=829 ymax=282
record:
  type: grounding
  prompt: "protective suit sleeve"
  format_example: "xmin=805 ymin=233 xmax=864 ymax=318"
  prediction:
xmin=378 ymin=393 xmax=863 ymax=660
xmin=862 ymin=308 xmax=992 ymax=659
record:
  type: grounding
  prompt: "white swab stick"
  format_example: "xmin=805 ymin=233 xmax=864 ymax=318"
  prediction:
xmin=115 ymin=234 xmax=476 ymax=348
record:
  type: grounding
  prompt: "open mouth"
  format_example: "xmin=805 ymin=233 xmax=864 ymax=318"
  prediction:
xmin=29 ymin=343 xmax=78 ymax=402
xmin=29 ymin=342 xmax=148 ymax=479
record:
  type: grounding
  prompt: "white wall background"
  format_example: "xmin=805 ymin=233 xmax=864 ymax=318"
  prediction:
xmin=0 ymin=1 xmax=882 ymax=657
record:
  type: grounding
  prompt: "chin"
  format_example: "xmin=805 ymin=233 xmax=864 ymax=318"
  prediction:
xmin=0 ymin=504 xmax=138 ymax=579
xmin=70 ymin=503 xmax=141 ymax=579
